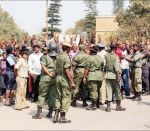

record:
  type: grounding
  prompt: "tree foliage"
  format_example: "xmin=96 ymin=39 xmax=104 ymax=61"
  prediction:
xmin=113 ymin=0 xmax=124 ymax=14
xmin=0 ymin=6 xmax=25 ymax=42
xmin=83 ymin=0 xmax=98 ymax=33
xmin=43 ymin=0 xmax=62 ymax=37
xmin=116 ymin=0 xmax=150 ymax=41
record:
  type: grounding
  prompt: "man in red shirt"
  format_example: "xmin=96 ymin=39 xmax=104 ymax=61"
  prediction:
xmin=116 ymin=41 xmax=124 ymax=63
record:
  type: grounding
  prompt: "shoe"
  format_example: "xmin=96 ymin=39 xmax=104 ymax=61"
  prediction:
xmin=132 ymin=92 xmax=138 ymax=99
xmin=4 ymin=101 xmax=11 ymax=106
xmin=32 ymin=106 xmax=42 ymax=119
xmin=82 ymin=99 xmax=88 ymax=107
xmin=133 ymin=92 xmax=142 ymax=101
xmin=115 ymin=100 xmax=126 ymax=111
xmin=10 ymin=100 xmax=15 ymax=105
xmin=59 ymin=112 xmax=71 ymax=123
xmin=21 ymin=106 xmax=30 ymax=109
xmin=14 ymin=108 xmax=22 ymax=111
xmin=86 ymin=101 xmax=97 ymax=110
xmin=30 ymin=98 xmax=37 ymax=103
xmin=47 ymin=107 xmax=53 ymax=118
xmin=105 ymin=101 xmax=111 ymax=112
xmin=71 ymin=99 xmax=77 ymax=107
xmin=96 ymin=100 xmax=100 ymax=108
xmin=53 ymin=109 xmax=59 ymax=123
xmin=142 ymin=91 xmax=150 ymax=96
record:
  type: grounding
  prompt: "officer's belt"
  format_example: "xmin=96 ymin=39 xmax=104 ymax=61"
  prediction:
xmin=133 ymin=66 xmax=141 ymax=69
xmin=76 ymin=66 xmax=85 ymax=68
xmin=106 ymin=69 xmax=115 ymax=73
xmin=18 ymin=76 xmax=27 ymax=79
xmin=89 ymin=69 xmax=100 ymax=72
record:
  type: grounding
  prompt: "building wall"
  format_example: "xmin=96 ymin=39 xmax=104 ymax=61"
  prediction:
xmin=96 ymin=16 xmax=118 ymax=43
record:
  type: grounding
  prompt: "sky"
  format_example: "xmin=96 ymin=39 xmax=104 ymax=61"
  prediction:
xmin=0 ymin=0 xmax=129 ymax=35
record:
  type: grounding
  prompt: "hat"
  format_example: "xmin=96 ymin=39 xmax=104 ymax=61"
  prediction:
xmin=20 ymin=46 xmax=29 ymax=54
xmin=109 ymin=44 xmax=117 ymax=48
xmin=42 ymin=47 xmax=48 ymax=51
xmin=62 ymin=42 xmax=72 ymax=47
xmin=79 ymin=44 xmax=85 ymax=51
xmin=91 ymin=45 xmax=98 ymax=53
xmin=97 ymin=43 xmax=105 ymax=48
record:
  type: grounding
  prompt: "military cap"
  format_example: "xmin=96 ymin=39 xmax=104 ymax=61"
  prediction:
xmin=79 ymin=44 xmax=85 ymax=51
xmin=97 ymin=43 xmax=105 ymax=48
xmin=20 ymin=46 xmax=29 ymax=52
xmin=109 ymin=44 xmax=117 ymax=48
xmin=91 ymin=45 xmax=98 ymax=53
xmin=20 ymin=46 xmax=29 ymax=55
xmin=62 ymin=42 xmax=72 ymax=47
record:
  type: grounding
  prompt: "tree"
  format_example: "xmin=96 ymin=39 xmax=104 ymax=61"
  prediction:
xmin=0 ymin=6 xmax=25 ymax=43
xmin=83 ymin=0 xmax=98 ymax=32
xmin=43 ymin=0 xmax=62 ymax=37
xmin=116 ymin=0 xmax=150 ymax=41
xmin=113 ymin=0 xmax=124 ymax=14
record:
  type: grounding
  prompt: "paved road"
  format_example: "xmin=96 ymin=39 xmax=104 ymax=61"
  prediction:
xmin=0 ymin=95 xmax=150 ymax=130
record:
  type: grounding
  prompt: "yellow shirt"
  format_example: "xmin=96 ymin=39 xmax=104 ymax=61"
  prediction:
xmin=15 ymin=57 xmax=29 ymax=77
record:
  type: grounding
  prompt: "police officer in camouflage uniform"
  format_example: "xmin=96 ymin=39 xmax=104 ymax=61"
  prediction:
xmin=71 ymin=44 xmax=89 ymax=107
xmin=83 ymin=45 xmax=104 ymax=110
xmin=53 ymin=42 xmax=76 ymax=123
xmin=125 ymin=44 xmax=144 ymax=101
xmin=32 ymin=46 xmax=56 ymax=119
xmin=140 ymin=44 xmax=149 ymax=95
xmin=105 ymin=44 xmax=125 ymax=112
xmin=46 ymin=42 xmax=58 ymax=118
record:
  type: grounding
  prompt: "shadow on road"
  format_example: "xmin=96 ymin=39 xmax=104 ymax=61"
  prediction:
xmin=137 ymin=101 xmax=150 ymax=106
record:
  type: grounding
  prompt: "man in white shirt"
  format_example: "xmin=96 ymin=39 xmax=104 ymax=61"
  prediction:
xmin=28 ymin=44 xmax=43 ymax=102
xmin=121 ymin=43 xmax=130 ymax=96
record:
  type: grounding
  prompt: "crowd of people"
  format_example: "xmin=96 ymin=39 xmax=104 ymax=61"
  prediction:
xmin=0 ymin=32 xmax=150 ymax=124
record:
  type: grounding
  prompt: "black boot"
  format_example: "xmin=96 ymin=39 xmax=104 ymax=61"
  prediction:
xmin=53 ymin=109 xmax=59 ymax=123
xmin=115 ymin=100 xmax=126 ymax=111
xmin=86 ymin=100 xmax=97 ymax=110
xmin=82 ymin=98 xmax=88 ymax=107
xmin=132 ymin=92 xmax=138 ymax=99
xmin=59 ymin=112 xmax=71 ymax=123
xmin=133 ymin=92 xmax=142 ymax=101
xmin=71 ymin=99 xmax=77 ymax=107
xmin=96 ymin=100 xmax=100 ymax=108
xmin=105 ymin=101 xmax=111 ymax=112
xmin=32 ymin=106 xmax=42 ymax=119
xmin=47 ymin=107 xmax=53 ymax=118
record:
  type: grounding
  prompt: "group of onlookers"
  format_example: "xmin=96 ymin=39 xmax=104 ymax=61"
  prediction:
xmin=0 ymin=32 xmax=150 ymax=123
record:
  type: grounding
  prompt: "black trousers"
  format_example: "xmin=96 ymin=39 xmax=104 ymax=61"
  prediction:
xmin=31 ymin=74 xmax=40 ymax=101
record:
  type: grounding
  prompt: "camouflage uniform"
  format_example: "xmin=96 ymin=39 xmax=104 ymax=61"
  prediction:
xmin=72 ymin=47 xmax=89 ymax=106
xmin=105 ymin=45 xmax=125 ymax=112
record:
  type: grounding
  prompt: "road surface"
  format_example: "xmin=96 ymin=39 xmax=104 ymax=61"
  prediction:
xmin=0 ymin=95 xmax=150 ymax=130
